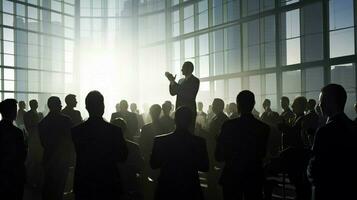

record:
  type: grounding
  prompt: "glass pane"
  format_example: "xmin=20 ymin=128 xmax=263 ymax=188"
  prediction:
xmin=228 ymin=77 xmax=242 ymax=102
xmin=305 ymin=67 xmax=324 ymax=100
xmin=330 ymin=28 xmax=355 ymax=58
xmin=282 ymin=70 xmax=301 ymax=100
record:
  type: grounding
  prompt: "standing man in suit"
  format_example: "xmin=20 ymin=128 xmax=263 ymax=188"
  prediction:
xmin=38 ymin=96 xmax=74 ymax=200
xmin=72 ymin=91 xmax=128 ymax=200
xmin=150 ymin=106 xmax=209 ymax=200
xmin=62 ymin=94 xmax=83 ymax=126
xmin=307 ymin=84 xmax=357 ymax=200
xmin=215 ymin=90 xmax=270 ymax=200
xmin=0 ymin=99 xmax=27 ymax=200
xmin=166 ymin=61 xmax=200 ymax=132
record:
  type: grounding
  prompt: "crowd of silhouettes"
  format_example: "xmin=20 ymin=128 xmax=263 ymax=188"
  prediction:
xmin=1 ymin=84 xmax=357 ymax=200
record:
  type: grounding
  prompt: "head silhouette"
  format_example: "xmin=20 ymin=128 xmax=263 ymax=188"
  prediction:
xmin=85 ymin=91 xmax=104 ymax=117
xmin=47 ymin=96 xmax=62 ymax=113
xmin=29 ymin=99 xmax=38 ymax=111
xmin=319 ymin=84 xmax=347 ymax=118
xmin=181 ymin=61 xmax=194 ymax=76
xmin=175 ymin=106 xmax=193 ymax=130
xmin=150 ymin=104 xmax=162 ymax=122
xmin=212 ymin=98 xmax=225 ymax=114
xmin=307 ymin=99 xmax=316 ymax=112
xmin=292 ymin=96 xmax=307 ymax=115
xmin=197 ymin=102 xmax=203 ymax=111
xmin=228 ymin=103 xmax=237 ymax=114
xmin=236 ymin=90 xmax=255 ymax=114
xmin=0 ymin=99 xmax=18 ymax=121
xmin=162 ymin=101 xmax=172 ymax=116
xmin=119 ymin=100 xmax=129 ymax=112
xmin=19 ymin=101 xmax=26 ymax=110
xmin=65 ymin=94 xmax=77 ymax=108
xmin=130 ymin=103 xmax=137 ymax=113
xmin=281 ymin=96 xmax=290 ymax=111
xmin=263 ymin=99 xmax=271 ymax=111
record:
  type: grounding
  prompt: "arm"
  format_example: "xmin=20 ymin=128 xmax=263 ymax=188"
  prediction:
xmin=113 ymin=127 xmax=128 ymax=162
xmin=215 ymin=123 xmax=233 ymax=162
xmin=197 ymin=139 xmax=209 ymax=172
xmin=169 ymin=81 xmax=179 ymax=96
xmin=307 ymin=128 xmax=324 ymax=185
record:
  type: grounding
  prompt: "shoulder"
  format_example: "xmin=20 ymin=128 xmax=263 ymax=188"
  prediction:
xmin=154 ymin=132 xmax=174 ymax=142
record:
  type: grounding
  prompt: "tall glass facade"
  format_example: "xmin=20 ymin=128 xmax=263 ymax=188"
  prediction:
xmin=0 ymin=0 xmax=75 ymax=107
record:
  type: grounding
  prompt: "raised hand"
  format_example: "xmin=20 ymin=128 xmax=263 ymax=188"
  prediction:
xmin=165 ymin=72 xmax=176 ymax=82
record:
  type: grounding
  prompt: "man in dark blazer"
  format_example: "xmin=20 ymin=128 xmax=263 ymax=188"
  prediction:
xmin=307 ymin=84 xmax=357 ymax=200
xmin=166 ymin=61 xmax=200 ymax=131
xmin=150 ymin=106 xmax=209 ymax=200
xmin=215 ymin=90 xmax=270 ymax=200
xmin=0 ymin=99 xmax=27 ymax=200
xmin=110 ymin=100 xmax=138 ymax=140
xmin=72 ymin=91 xmax=128 ymax=200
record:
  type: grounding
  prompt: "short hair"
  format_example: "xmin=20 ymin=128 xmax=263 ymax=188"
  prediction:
xmin=236 ymin=90 xmax=255 ymax=113
xmin=263 ymin=99 xmax=271 ymax=106
xmin=183 ymin=61 xmax=194 ymax=73
xmin=294 ymin=96 xmax=308 ymax=111
xmin=175 ymin=106 xmax=193 ymax=129
xmin=150 ymin=104 xmax=162 ymax=119
xmin=47 ymin=96 xmax=61 ymax=111
xmin=213 ymin=98 xmax=225 ymax=112
xmin=281 ymin=96 xmax=290 ymax=104
xmin=321 ymin=84 xmax=347 ymax=111
xmin=0 ymin=99 xmax=17 ymax=117
xmin=162 ymin=101 xmax=172 ymax=113
xmin=85 ymin=91 xmax=104 ymax=114
xmin=308 ymin=99 xmax=316 ymax=109
xmin=65 ymin=94 xmax=76 ymax=105
xmin=119 ymin=100 xmax=129 ymax=110
xmin=29 ymin=99 xmax=38 ymax=109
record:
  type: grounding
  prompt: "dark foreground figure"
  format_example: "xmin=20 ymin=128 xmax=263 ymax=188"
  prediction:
xmin=308 ymin=84 xmax=357 ymax=200
xmin=0 ymin=99 xmax=27 ymax=200
xmin=72 ymin=91 xmax=128 ymax=200
xmin=216 ymin=90 xmax=270 ymax=200
xmin=150 ymin=106 xmax=209 ymax=200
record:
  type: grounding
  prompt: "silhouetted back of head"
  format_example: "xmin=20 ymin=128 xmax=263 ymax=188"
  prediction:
xmin=175 ymin=106 xmax=193 ymax=130
xmin=85 ymin=91 xmax=104 ymax=117
xmin=130 ymin=103 xmax=137 ymax=112
xmin=47 ymin=96 xmax=62 ymax=113
xmin=150 ymin=104 xmax=162 ymax=121
xmin=119 ymin=100 xmax=129 ymax=112
xmin=281 ymin=96 xmax=290 ymax=110
xmin=19 ymin=101 xmax=26 ymax=110
xmin=65 ymin=94 xmax=77 ymax=108
xmin=162 ymin=101 xmax=172 ymax=115
xmin=236 ymin=90 xmax=255 ymax=114
xmin=212 ymin=98 xmax=225 ymax=114
xmin=307 ymin=99 xmax=316 ymax=111
xmin=320 ymin=84 xmax=347 ymax=116
xmin=182 ymin=61 xmax=194 ymax=76
xmin=29 ymin=99 xmax=38 ymax=110
xmin=292 ymin=96 xmax=307 ymax=115
xmin=228 ymin=103 xmax=237 ymax=113
xmin=0 ymin=99 xmax=18 ymax=120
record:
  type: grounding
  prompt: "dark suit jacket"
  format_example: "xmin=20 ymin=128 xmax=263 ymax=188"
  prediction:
xmin=38 ymin=112 xmax=74 ymax=168
xmin=170 ymin=75 xmax=200 ymax=113
xmin=0 ymin=120 xmax=27 ymax=197
xmin=215 ymin=114 xmax=270 ymax=186
xmin=150 ymin=130 xmax=209 ymax=200
xmin=111 ymin=111 xmax=138 ymax=139
xmin=62 ymin=107 xmax=83 ymax=126
xmin=71 ymin=117 xmax=128 ymax=197
xmin=307 ymin=113 xmax=357 ymax=200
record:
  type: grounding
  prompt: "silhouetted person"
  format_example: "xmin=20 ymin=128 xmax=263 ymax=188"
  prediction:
xmin=111 ymin=100 xmax=139 ymax=140
xmin=166 ymin=61 xmax=200 ymax=132
xmin=16 ymin=100 xmax=26 ymax=129
xmin=150 ymin=106 xmax=209 ymax=200
xmin=307 ymin=84 xmax=357 ymax=200
xmin=130 ymin=103 xmax=144 ymax=130
xmin=139 ymin=104 xmax=165 ymax=182
xmin=280 ymin=96 xmax=295 ymax=125
xmin=260 ymin=99 xmax=280 ymax=126
xmin=112 ymin=117 xmax=144 ymax=200
xmin=207 ymin=105 xmax=214 ymax=124
xmin=38 ymin=96 xmax=74 ymax=200
xmin=72 ymin=91 xmax=128 ymax=200
xmin=303 ymin=99 xmax=319 ymax=146
xmin=228 ymin=103 xmax=238 ymax=119
xmin=0 ymin=99 xmax=27 ymax=200
xmin=196 ymin=102 xmax=207 ymax=128
xmin=23 ymin=99 xmax=44 ymax=188
xmin=278 ymin=96 xmax=311 ymax=200
xmin=208 ymin=98 xmax=229 ymax=200
xmin=62 ymin=94 xmax=83 ymax=126
xmin=159 ymin=101 xmax=175 ymax=133
xmin=215 ymin=90 xmax=270 ymax=200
